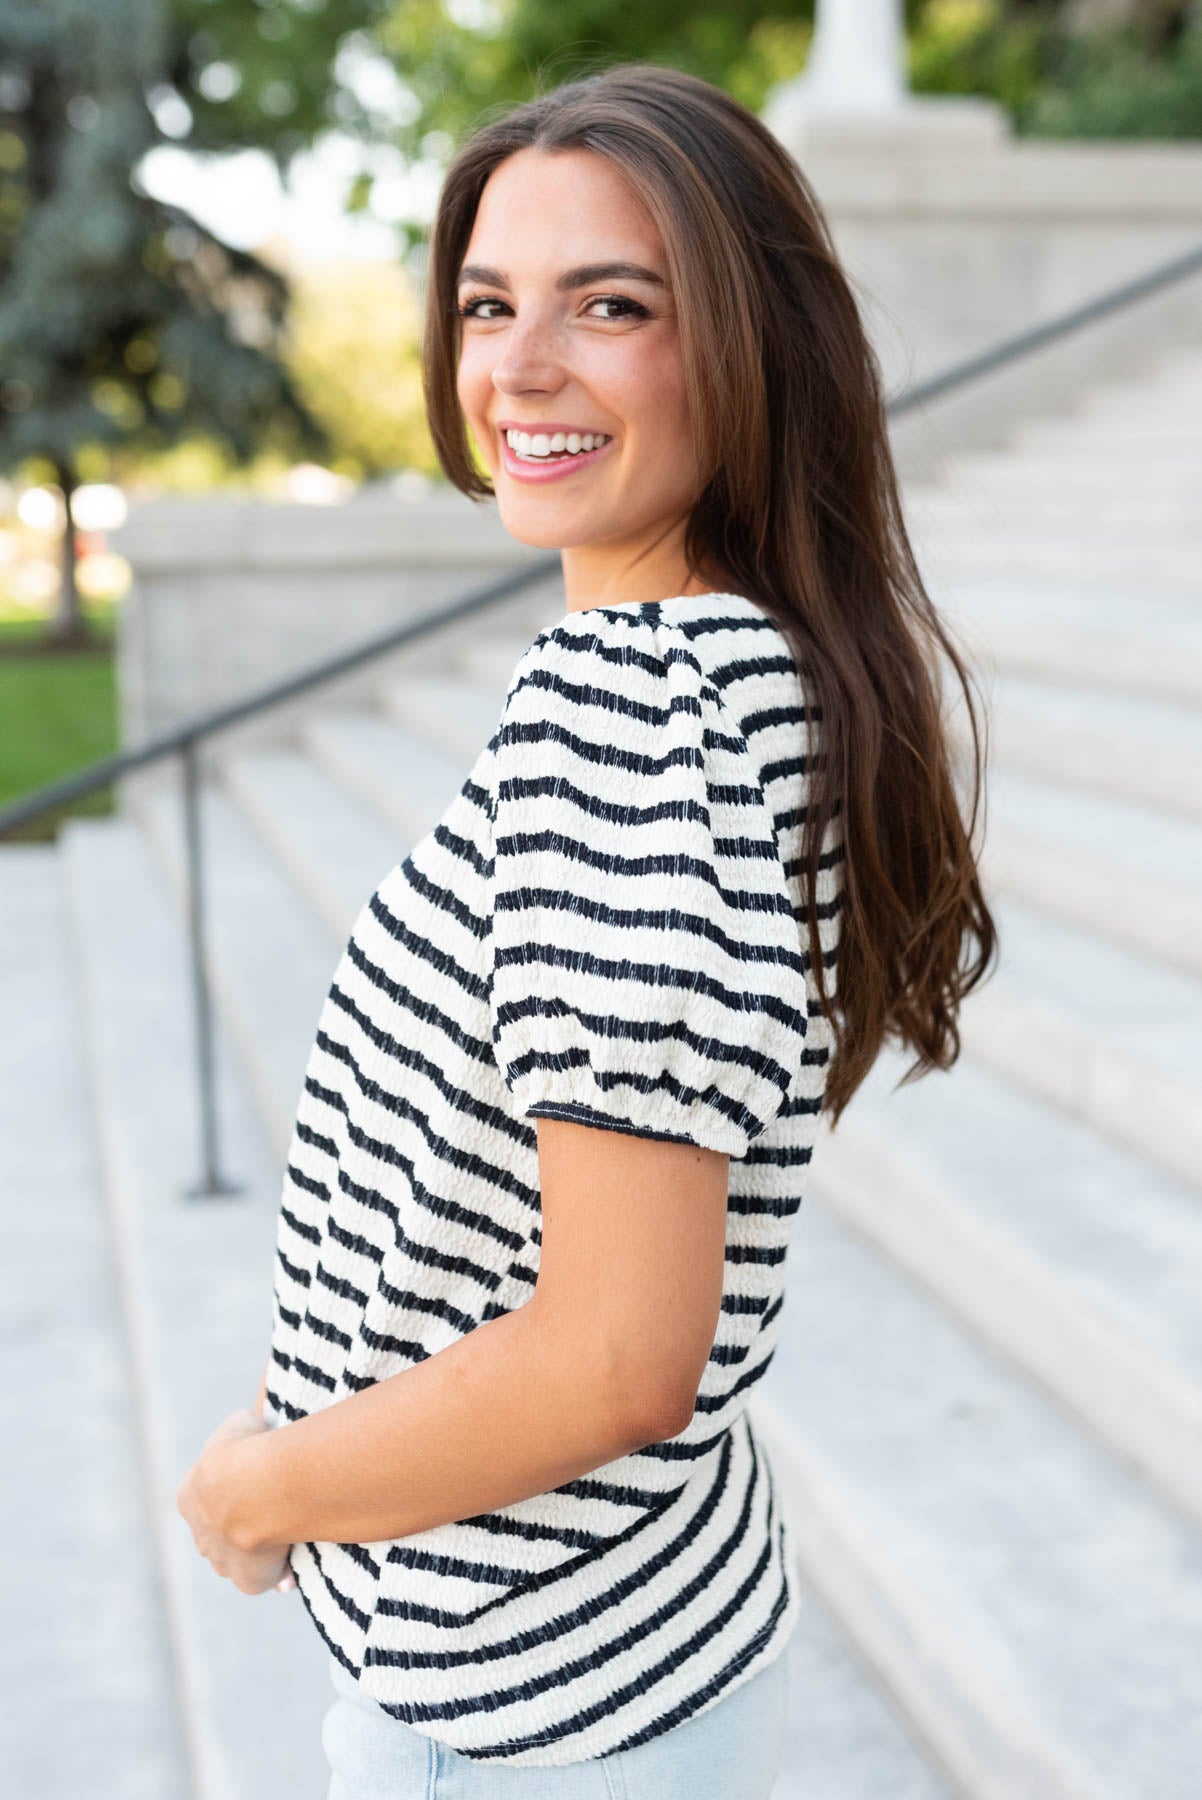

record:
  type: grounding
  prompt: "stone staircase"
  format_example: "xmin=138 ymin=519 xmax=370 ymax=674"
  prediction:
xmin=5 ymin=339 xmax=1202 ymax=1798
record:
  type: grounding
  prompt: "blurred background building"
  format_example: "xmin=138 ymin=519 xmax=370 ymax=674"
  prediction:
xmin=3 ymin=2 xmax=1202 ymax=1795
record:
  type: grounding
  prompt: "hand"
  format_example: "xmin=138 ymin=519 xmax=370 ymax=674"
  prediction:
xmin=177 ymin=1407 xmax=296 ymax=1596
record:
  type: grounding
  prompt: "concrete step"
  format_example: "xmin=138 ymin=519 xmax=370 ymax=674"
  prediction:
xmin=755 ymin=1193 xmax=1202 ymax=1799
xmin=914 ymin=454 xmax=1202 ymax=503
xmin=223 ymin=746 xmax=405 ymax=944
xmin=0 ymin=844 xmax=189 ymax=1799
xmin=1076 ymin=371 xmax=1202 ymax=423
xmin=380 ymin=671 xmax=508 ymax=768
xmin=1009 ymin=417 xmax=1202 ymax=453
xmin=981 ymin=764 xmax=1202 ymax=978
xmin=906 ymin=485 xmax=1202 ymax=535
xmin=459 ymin=633 xmax=566 ymax=692
xmin=916 ymin=534 xmax=1201 ymax=596
xmin=824 ymin=1038 xmax=1202 ymax=1529
xmin=303 ymin=709 xmax=473 ymax=845
xmin=759 ymin=1387 xmax=1071 ymax=1800
xmin=769 ymin=1586 xmax=954 ymax=1800
xmin=58 ymin=818 xmax=333 ymax=1799
xmin=959 ymin=894 xmax=1202 ymax=1193
xmin=134 ymin=781 xmax=339 ymax=1165
xmin=932 ymin=580 xmax=1202 ymax=709
xmin=439 ymin=575 xmax=566 ymax=650
xmin=951 ymin=669 xmax=1202 ymax=826
xmin=1089 ymin=344 xmax=1202 ymax=392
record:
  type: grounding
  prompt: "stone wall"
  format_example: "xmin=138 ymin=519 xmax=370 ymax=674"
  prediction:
xmin=109 ymin=482 xmax=564 ymax=769
xmin=771 ymin=108 xmax=1202 ymax=475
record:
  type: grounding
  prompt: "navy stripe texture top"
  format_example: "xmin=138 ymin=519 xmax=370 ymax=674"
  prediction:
xmin=263 ymin=590 xmax=845 ymax=1765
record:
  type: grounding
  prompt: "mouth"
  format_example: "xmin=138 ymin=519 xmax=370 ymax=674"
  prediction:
xmin=498 ymin=428 xmax=615 ymax=485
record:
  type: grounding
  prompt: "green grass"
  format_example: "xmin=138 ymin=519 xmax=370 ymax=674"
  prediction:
xmin=0 ymin=605 xmax=119 ymax=843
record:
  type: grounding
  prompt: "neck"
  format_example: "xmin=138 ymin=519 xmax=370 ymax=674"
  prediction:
xmin=559 ymin=534 xmax=734 ymax=614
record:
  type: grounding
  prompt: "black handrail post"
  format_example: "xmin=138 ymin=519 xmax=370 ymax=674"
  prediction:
xmin=179 ymin=737 xmax=243 ymax=1200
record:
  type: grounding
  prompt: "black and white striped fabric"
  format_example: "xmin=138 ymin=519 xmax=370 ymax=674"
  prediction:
xmin=264 ymin=591 xmax=845 ymax=1766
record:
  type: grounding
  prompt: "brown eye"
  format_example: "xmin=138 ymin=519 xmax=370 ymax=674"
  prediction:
xmin=585 ymin=295 xmax=651 ymax=320
xmin=456 ymin=296 xmax=507 ymax=319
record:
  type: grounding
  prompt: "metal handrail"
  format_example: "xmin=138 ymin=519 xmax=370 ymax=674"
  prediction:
xmin=0 ymin=554 xmax=560 ymax=834
xmin=888 ymin=238 xmax=1202 ymax=414
xmin=4 ymin=236 xmax=1200 ymax=1195
xmin=0 ymin=554 xmax=559 ymax=1199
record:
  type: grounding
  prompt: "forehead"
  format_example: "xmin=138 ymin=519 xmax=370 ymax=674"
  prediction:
xmin=463 ymin=147 xmax=663 ymax=265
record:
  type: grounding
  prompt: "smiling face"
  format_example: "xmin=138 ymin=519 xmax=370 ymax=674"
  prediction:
xmin=454 ymin=146 xmax=718 ymax=606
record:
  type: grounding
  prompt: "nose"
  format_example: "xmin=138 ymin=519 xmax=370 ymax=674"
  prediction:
xmin=490 ymin=312 xmax=567 ymax=400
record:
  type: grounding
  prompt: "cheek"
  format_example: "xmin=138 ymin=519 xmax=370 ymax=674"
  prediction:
xmin=456 ymin=345 xmax=492 ymax=423
xmin=599 ymin=343 xmax=690 ymax=446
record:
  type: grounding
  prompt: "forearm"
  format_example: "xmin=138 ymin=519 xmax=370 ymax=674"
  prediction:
xmin=223 ymin=1298 xmax=667 ymax=1552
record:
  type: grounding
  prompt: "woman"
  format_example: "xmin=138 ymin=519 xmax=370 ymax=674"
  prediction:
xmin=177 ymin=59 xmax=995 ymax=1797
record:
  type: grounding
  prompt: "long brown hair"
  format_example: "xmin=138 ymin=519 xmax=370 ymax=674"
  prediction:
xmin=421 ymin=59 xmax=998 ymax=1130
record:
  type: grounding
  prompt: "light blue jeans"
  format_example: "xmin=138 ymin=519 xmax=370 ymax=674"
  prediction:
xmin=321 ymin=1645 xmax=791 ymax=1799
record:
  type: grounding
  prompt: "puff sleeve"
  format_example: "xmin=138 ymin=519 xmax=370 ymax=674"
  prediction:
xmin=487 ymin=612 xmax=812 ymax=1158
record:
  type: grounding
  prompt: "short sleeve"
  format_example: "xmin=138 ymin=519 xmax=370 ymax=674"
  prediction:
xmin=487 ymin=613 xmax=812 ymax=1158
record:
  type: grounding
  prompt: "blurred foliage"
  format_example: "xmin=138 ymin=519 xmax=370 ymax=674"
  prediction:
xmin=283 ymin=260 xmax=439 ymax=479
xmin=0 ymin=0 xmax=330 ymax=473
xmin=0 ymin=0 xmax=332 ymax=640
xmin=1022 ymin=7 xmax=1202 ymax=134
xmin=910 ymin=0 xmax=1057 ymax=114
xmin=81 ymin=258 xmax=442 ymax=489
xmin=371 ymin=0 xmax=816 ymax=257
xmin=910 ymin=0 xmax=1202 ymax=135
xmin=163 ymin=0 xmax=400 ymax=170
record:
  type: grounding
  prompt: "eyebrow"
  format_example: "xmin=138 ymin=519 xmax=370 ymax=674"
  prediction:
xmin=456 ymin=260 xmax=666 ymax=291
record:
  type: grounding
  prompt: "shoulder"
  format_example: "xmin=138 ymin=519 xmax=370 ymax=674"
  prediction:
xmin=496 ymin=606 xmax=722 ymax=761
xmin=487 ymin=603 xmax=812 ymax=1156
xmin=504 ymin=606 xmax=681 ymax=698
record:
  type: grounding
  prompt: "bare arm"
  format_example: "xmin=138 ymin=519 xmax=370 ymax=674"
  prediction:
xmin=216 ymin=1121 xmax=729 ymax=1553
xmin=253 ymin=1355 xmax=268 ymax=1420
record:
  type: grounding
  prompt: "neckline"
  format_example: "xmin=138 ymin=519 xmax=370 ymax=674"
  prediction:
xmin=561 ymin=591 xmax=760 ymax=618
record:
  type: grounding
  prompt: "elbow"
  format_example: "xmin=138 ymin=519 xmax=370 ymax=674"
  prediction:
xmin=621 ymin=1377 xmax=699 ymax=1448
xmin=530 ymin=1300 xmax=700 ymax=1450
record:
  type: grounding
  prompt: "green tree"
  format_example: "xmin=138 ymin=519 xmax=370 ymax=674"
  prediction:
xmin=908 ymin=0 xmax=1202 ymax=135
xmin=1022 ymin=2 xmax=1202 ymax=136
xmin=371 ymin=0 xmax=817 ymax=259
xmin=160 ymin=0 xmax=401 ymax=173
xmin=0 ymin=0 xmax=329 ymax=648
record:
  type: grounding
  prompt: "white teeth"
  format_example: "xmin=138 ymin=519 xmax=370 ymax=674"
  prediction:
xmin=504 ymin=428 xmax=611 ymax=460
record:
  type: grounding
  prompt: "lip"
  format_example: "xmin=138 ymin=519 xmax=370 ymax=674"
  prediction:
xmin=498 ymin=428 xmax=615 ymax=484
xmin=495 ymin=420 xmax=612 ymax=437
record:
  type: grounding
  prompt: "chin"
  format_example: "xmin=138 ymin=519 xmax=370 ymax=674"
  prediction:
xmin=494 ymin=506 xmax=580 ymax=551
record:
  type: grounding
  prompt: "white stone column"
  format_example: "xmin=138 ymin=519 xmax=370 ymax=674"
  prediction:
xmin=775 ymin=0 xmax=908 ymax=115
xmin=763 ymin=0 xmax=1008 ymax=153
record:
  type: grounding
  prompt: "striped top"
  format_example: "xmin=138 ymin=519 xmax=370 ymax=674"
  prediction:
xmin=263 ymin=590 xmax=845 ymax=1767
